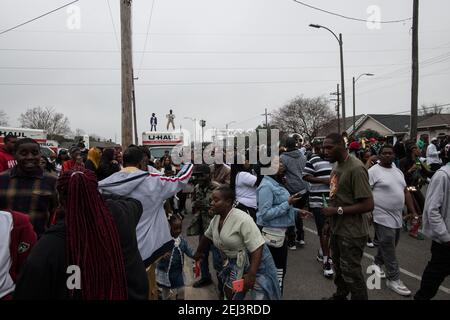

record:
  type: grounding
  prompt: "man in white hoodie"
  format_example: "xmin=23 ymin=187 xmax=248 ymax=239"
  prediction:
xmin=98 ymin=146 xmax=193 ymax=299
xmin=414 ymin=161 xmax=450 ymax=300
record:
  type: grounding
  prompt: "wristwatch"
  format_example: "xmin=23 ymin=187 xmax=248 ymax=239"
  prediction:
xmin=337 ymin=207 xmax=344 ymax=215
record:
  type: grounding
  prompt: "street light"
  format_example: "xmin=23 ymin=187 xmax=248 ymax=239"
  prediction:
xmin=309 ymin=23 xmax=347 ymax=132
xmin=184 ymin=116 xmax=197 ymax=143
xmin=352 ymin=73 xmax=374 ymax=133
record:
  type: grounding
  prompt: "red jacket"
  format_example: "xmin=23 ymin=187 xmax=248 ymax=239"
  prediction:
xmin=0 ymin=147 xmax=16 ymax=173
xmin=9 ymin=211 xmax=37 ymax=282
xmin=0 ymin=211 xmax=36 ymax=300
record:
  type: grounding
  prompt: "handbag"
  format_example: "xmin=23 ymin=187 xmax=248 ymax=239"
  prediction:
xmin=261 ymin=227 xmax=286 ymax=248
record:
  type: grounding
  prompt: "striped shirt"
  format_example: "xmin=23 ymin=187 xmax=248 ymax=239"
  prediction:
xmin=303 ymin=154 xmax=332 ymax=208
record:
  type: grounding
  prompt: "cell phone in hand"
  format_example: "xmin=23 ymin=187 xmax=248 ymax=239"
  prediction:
xmin=232 ymin=279 xmax=245 ymax=292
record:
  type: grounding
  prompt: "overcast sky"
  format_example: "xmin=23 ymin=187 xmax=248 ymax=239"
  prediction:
xmin=1 ymin=0 xmax=450 ymax=144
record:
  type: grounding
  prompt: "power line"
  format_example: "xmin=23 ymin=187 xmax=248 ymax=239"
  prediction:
xmin=0 ymin=0 xmax=79 ymax=36
xmin=106 ymin=0 xmax=120 ymax=50
xmin=356 ymin=70 xmax=450 ymax=97
xmin=137 ymin=0 xmax=156 ymax=78
xmin=356 ymin=50 xmax=450 ymax=91
xmin=2 ymin=73 xmax=450 ymax=87
xmin=291 ymin=0 xmax=412 ymax=24
xmin=0 ymin=62 xmax=411 ymax=71
xmin=0 ymin=79 xmax=350 ymax=86
xmin=2 ymin=47 xmax=449 ymax=54
xmin=7 ymin=29 xmax=450 ymax=36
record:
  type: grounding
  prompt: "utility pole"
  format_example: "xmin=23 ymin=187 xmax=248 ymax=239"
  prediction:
xmin=339 ymin=33 xmax=346 ymax=133
xmin=121 ymin=0 xmax=133 ymax=148
xmin=330 ymin=84 xmax=341 ymax=134
xmin=410 ymin=0 xmax=419 ymax=140
xmin=132 ymin=71 xmax=138 ymax=145
xmin=337 ymin=84 xmax=341 ymax=134
xmin=261 ymin=108 xmax=272 ymax=128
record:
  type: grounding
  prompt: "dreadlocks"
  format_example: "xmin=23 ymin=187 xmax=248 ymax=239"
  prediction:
xmin=57 ymin=168 xmax=127 ymax=300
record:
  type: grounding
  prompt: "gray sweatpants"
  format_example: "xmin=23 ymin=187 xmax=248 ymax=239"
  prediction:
xmin=374 ymin=222 xmax=401 ymax=281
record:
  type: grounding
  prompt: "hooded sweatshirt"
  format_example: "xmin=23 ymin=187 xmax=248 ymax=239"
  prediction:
xmin=14 ymin=196 xmax=148 ymax=300
xmin=280 ymin=149 xmax=308 ymax=195
xmin=421 ymin=164 xmax=450 ymax=244
xmin=0 ymin=147 xmax=16 ymax=173
xmin=98 ymin=163 xmax=193 ymax=265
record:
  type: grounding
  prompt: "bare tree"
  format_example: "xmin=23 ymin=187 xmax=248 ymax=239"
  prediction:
xmin=18 ymin=107 xmax=71 ymax=138
xmin=0 ymin=110 xmax=8 ymax=126
xmin=420 ymin=103 xmax=443 ymax=116
xmin=74 ymin=128 xmax=85 ymax=137
xmin=270 ymin=96 xmax=334 ymax=142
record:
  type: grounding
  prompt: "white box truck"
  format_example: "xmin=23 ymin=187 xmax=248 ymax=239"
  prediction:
xmin=142 ymin=130 xmax=188 ymax=161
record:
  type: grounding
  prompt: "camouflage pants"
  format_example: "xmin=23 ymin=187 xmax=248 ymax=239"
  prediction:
xmin=330 ymin=234 xmax=368 ymax=300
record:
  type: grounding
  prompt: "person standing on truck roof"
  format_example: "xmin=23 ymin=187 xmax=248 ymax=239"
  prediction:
xmin=150 ymin=113 xmax=158 ymax=131
xmin=166 ymin=110 xmax=175 ymax=131
xmin=0 ymin=134 xmax=17 ymax=173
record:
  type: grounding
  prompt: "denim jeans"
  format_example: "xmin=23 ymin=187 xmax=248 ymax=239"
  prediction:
xmin=199 ymin=235 xmax=224 ymax=291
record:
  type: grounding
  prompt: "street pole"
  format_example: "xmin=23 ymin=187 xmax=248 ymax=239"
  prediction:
xmin=410 ymin=0 xmax=419 ymax=140
xmin=309 ymin=25 xmax=346 ymax=133
xmin=339 ymin=33 xmax=346 ymax=132
xmin=132 ymin=70 xmax=138 ymax=145
xmin=265 ymin=108 xmax=268 ymax=128
xmin=337 ymin=84 xmax=341 ymax=134
xmin=352 ymin=73 xmax=374 ymax=135
xmin=330 ymin=84 xmax=341 ymax=134
xmin=352 ymin=76 xmax=356 ymax=134
xmin=261 ymin=108 xmax=271 ymax=129
xmin=120 ymin=0 xmax=133 ymax=148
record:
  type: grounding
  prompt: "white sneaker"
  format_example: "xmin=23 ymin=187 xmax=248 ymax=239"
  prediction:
xmin=288 ymin=244 xmax=297 ymax=250
xmin=298 ymin=240 xmax=306 ymax=246
xmin=366 ymin=241 xmax=375 ymax=248
xmin=372 ymin=264 xmax=386 ymax=279
xmin=323 ymin=260 xmax=334 ymax=278
xmin=386 ymin=279 xmax=411 ymax=296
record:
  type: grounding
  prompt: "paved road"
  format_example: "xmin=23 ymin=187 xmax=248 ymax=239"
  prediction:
xmin=180 ymin=200 xmax=450 ymax=300
xmin=284 ymin=218 xmax=450 ymax=300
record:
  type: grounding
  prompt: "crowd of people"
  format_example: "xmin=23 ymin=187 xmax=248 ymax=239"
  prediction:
xmin=0 ymin=130 xmax=449 ymax=301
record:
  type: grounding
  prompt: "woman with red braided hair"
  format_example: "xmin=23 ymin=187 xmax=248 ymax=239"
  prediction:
xmin=14 ymin=168 xmax=148 ymax=300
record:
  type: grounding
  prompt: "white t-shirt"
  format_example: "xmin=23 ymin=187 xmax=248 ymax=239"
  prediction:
xmin=369 ymin=164 xmax=406 ymax=229
xmin=235 ymin=172 xmax=257 ymax=209
xmin=426 ymin=143 xmax=442 ymax=165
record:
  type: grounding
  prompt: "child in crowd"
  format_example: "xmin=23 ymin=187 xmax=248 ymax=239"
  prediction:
xmin=156 ymin=214 xmax=194 ymax=300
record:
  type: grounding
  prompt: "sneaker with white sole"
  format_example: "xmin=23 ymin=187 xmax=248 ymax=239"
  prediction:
xmin=386 ymin=279 xmax=411 ymax=296
xmin=297 ymin=240 xmax=306 ymax=246
xmin=372 ymin=264 xmax=386 ymax=279
xmin=323 ymin=260 xmax=334 ymax=278
xmin=366 ymin=241 xmax=375 ymax=248
xmin=288 ymin=244 xmax=297 ymax=250
xmin=316 ymin=250 xmax=324 ymax=262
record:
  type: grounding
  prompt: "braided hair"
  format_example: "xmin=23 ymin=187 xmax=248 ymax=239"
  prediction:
xmin=57 ymin=169 xmax=127 ymax=300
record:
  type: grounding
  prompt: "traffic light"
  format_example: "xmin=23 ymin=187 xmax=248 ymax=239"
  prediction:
xmin=200 ymin=120 xmax=206 ymax=127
